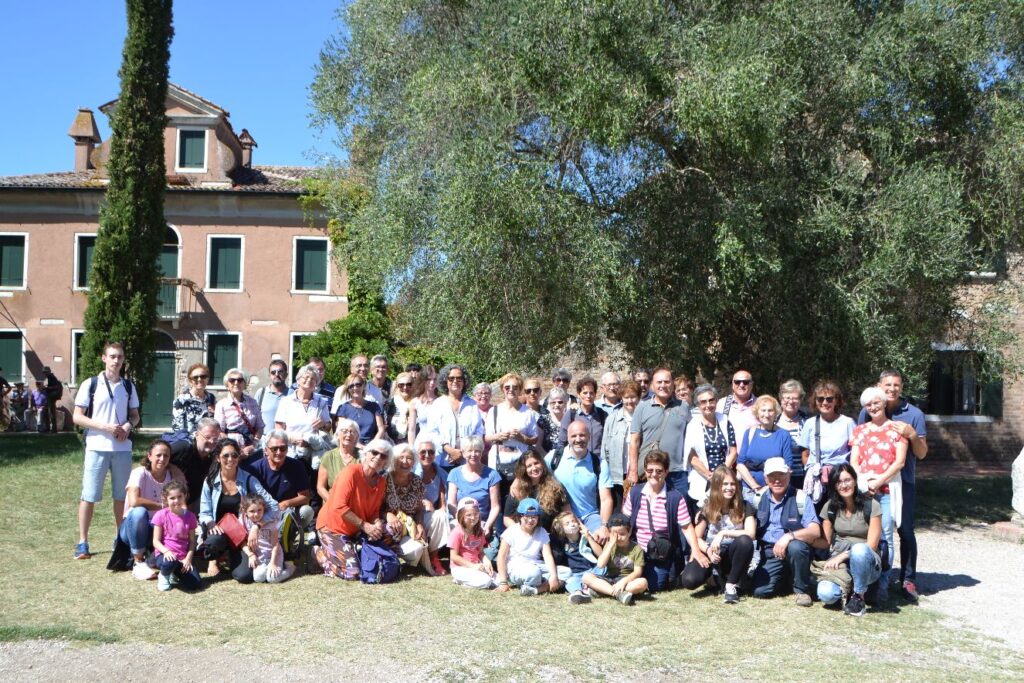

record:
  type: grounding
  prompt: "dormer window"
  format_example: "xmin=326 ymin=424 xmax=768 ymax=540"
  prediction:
xmin=176 ymin=128 xmax=207 ymax=172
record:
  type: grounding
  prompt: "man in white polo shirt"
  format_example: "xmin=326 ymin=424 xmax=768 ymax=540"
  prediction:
xmin=72 ymin=342 xmax=140 ymax=560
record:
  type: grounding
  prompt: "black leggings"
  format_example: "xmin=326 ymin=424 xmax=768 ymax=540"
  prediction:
xmin=680 ymin=535 xmax=754 ymax=589
xmin=200 ymin=533 xmax=254 ymax=584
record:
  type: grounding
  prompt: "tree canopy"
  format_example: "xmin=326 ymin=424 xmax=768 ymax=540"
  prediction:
xmin=80 ymin=0 xmax=174 ymax=403
xmin=312 ymin=0 xmax=1024 ymax=392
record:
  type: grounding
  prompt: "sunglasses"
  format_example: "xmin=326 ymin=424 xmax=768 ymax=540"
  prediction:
xmin=418 ymin=449 xmax=436 ymax=456
xmin=503 ymin=385 xmax=521 ymax=391
xmin=269 ymin=369 xmax=287 ymax=376
xmin=815 ymin=396 xmax=836 ymax=404
xmin=698 ymin=398 xmax=716 ymax=406
xmin=524 ymin=387 xmax=541 ymax=394
xmin=227 ymin=377 xmax=245 ymax=384
xmin=553 ymin=377 xmax=569 ymax=383
xmin=190 ymin=374 xmax=209 ymax=381
xmin=367 ymin=449 xmax=388 ymax=459
xmin=733 ymin=379 xmax=752 ymax=386
xmin=447 ymin=375 xmax=465 ymax=382
xmin=221 ymin=452 xmax=241 ymax=460
xmin=645 ymin=468 xmax=666 ymax=475
xmin=348 ymin=382 xmax=365 ymax=389
xmin=267 ymin=445 xmax=288 ymax=453
xmin=396 ymin=382 xmax=412 ymax=388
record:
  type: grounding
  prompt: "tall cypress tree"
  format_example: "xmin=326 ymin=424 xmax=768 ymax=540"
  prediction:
xmin=80 ymin=0 xmax=174 ymax=407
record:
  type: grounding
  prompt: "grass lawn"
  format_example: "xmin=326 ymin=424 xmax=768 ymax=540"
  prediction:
xmin=2 ymin=434 xmax=1023 ymax=681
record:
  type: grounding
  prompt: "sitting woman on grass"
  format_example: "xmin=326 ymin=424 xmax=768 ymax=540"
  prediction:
xmin=118 ymin=439 xmax=185 ymax=580
xmin=385 ymin=443 xmax=449 ymax=575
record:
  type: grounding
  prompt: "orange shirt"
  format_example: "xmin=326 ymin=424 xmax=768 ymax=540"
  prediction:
xmin=316 ymin=462 xmax=386 ymax=536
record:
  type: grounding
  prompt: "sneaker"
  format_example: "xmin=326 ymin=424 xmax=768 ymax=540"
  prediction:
xmin=902 ymin=580 xmax=919 ymax=603
xmin=157 ymin=573 xmax=172 ymax=592
xmin=74 ymin=542 xmax=91 ymax=560
xmin=617 ymin=591 xmax=634 ymax=606
xmin=520 ymin=584 xmax=538 ymax=597
xmin=568 ymin=590 xmax=592 ymax=605
xmin=844 ymin=592 xmax=866 ymax=617
xmin=132 ymin=562 xmax=157 ymax=581
xmin=168 ymin=573 xmax=180 ymax=586
xmin=723 ymin=588 xmax=739 ymax=605
xmin=430 ymin=554 xmax=448 ymax=576
xmin=795 ymin=592 xmax=813 ymax=607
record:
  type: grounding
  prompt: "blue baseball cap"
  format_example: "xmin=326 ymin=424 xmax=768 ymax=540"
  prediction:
xmin=517 ymin=498 xmax=541 ymax=516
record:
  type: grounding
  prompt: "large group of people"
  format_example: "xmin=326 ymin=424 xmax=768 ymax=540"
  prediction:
xmin=73 ymin=343 xmax=927 ymax=614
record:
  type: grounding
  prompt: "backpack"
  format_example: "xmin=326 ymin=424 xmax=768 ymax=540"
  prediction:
xmin=84 ymin=375 xmax=135 ymax=419
xmin=826 ymin=500 xmax=891 ymax=572
xmin=359 ymin=539 xmax=400 ymax=584
xmin=549 ymin=447 xmax=601 ymax=477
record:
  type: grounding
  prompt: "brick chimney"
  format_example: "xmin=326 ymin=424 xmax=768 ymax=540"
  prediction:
xmin=67 ymin=108 xmax=101 ymax=172
xmin=238 ymin=128 xmax=257 ymax=168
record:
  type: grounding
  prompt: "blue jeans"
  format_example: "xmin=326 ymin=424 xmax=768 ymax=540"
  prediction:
xmin=156 ymin=555 xmax=202 ymax=591
xmin=753 ymin=539 xmax=813 ymax=598
xmin=898 ymin=482 xmax=917 ymax=583
xmin=875 ymin=492 xmax=895 ymax=569
xmin=817 ymin=543 xmax=883 ymax=604
xmin=117 ymin=506 xmax=153 ymax=557
xmin=557 ymin=566 xmax=587 ymax=593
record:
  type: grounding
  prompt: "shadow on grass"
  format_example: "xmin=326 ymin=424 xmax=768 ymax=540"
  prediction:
xmin=0 ymin=433 xmax=156 ymax=468
xmin=917 ymin=476 xmax=1013 ymax=527
xmin=0 ymin=624 xmax=119 ymax=644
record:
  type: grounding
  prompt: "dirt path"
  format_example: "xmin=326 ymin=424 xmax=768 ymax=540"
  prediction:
xmin=3 ymin=526 xmax=1021 ymax=680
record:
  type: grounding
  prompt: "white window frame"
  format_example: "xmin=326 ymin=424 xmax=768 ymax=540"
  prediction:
xmin=73 ymin=232 xmax=98 ymax=291
xmin=204 ymin=331 xmax=242 ymax=389
xmin=289 ymin=332 xmax=315 ymax=382
xmin=0 ymin=232 xmax=29 ymax=291
xmin=291 ymin=236 xmax=331 ymax=294
xmin=70 ymin=328 xmax=86 ymax=387
xmin=205 ymin=234 xmax=245 ymax=293
xmin=0 ymin=328 xmax=26 ymax=383
xmin=174 ymin=127 xmax=208 ymax=173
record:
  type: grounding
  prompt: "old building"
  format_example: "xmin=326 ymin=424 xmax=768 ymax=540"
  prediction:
xmin=0 ymin=84 xmax=344 ymax=428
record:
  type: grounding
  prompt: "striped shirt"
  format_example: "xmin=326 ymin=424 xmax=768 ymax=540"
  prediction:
xmin=622 ymin=483 xmax=691 ymax=551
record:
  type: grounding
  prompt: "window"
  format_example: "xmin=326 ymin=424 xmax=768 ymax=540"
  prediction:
xmin=177 ymin=129 xmax=206 ymax=171
xmin=0 ymin=234 xmax=27 ymax=288
xmin=74 ymin=234 xmax=97 ymax=289
xmin=205 ymin=333 xmax=240 ymax=386
xmin=71 ymin=330 xmax=85 ymax=385
xmin=293 ymin=237 xmax=329 ymax=293
xmin=207 ymin=236 xmax=243 ymax=291
xmin=925 ymin=349 xmax=1002 ymax=418
xmin=0 ymin=331 xmax=24 ymax=383
xmin=289 ymin=333 xmax=314 ymax=382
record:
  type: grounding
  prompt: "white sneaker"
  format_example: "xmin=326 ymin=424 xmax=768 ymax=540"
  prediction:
xmin=617 ymin=591 xmax=634 ymax=606
xmin=132 ymin=562 xmax=157 ymax=581
xmin=520 ymin=584 xmax=538 ymax=596
xmin=157 ymin=573 xmax=172 ymax=591
xmin=568 ymin=590 xmax=592 ymax=605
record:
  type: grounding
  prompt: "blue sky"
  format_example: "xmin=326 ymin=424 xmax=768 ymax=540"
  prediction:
xmin=0 ymin=1 xmax=344 ymax=176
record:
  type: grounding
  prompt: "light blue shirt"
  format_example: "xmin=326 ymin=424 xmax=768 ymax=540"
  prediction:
xmin=546 ymin=447 xmax=612 ymax=523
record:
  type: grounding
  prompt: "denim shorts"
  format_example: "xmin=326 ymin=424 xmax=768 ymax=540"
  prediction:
xmin=80 ymin=450 xmax=132 ymax=503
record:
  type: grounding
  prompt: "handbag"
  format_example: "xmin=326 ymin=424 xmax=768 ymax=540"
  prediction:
xmin=216 ymin=512 xmax=248 ymax=549
xmin=644 ymin=496 xmax=674 ymax=563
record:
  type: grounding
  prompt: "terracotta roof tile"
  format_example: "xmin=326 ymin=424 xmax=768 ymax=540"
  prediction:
xmin=0 ymin=165 xmax=319 ymax=194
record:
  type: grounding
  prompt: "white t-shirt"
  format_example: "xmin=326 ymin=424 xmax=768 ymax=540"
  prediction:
xmin=501 ymin=524 xmax=549 ymax=566
xmin=485 ymin=403 xmax=539 ymax=466
xmin=274 ymin=393 xmax=331 ymax=456
xmin=124 ymin=465 xmax=183 ymax=520
xmin=75 ymin=374 xmax=139 ymax=452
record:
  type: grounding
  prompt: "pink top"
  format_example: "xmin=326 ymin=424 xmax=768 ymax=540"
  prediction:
xmin=622 ymin=483 xmax=691 ymax=551
xmin=152 ymin=508 xmax=198 ymax=560
xmin=850 ymin=422 xmax=905 ymax=493
xmin=449 ymin=525 xmax=487 ymax=563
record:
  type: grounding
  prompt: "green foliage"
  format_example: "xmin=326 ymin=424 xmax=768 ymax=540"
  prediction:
xmin=79 ymin=0 xmax=173 ymax=404
xmin=313 ymin=0 xmax=1024 ymax=395
xmin=297 ymin=310 xmax=390 ymax=387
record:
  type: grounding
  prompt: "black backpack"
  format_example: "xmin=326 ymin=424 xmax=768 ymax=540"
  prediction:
xmin=84 ymin=375 xmax=135 ymax=419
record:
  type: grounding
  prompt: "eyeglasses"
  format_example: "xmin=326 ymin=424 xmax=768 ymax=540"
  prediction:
xmin=645 ymin=468 xmax=665 ymax=475
xmin=418 ymin=449 xmax=436 ymax=456
xmin=733 ymin=379 xmax=752 ymax=386
xmin=836 ymin=478 xmax=856 ymax=487
xmin=267 ymin=445 xmax=288 ymax=453
xmin=447 ymin=375 xmax=465 ymax=382
xmin=815 ymin=396 xmax=836 ymax=404
xmin=524 ymin=387 xmax=541 ymax=394
xmin=549 ymin=400 xmax=565 ymax=405
xmin=698 ymin=398 xmax=716 ymax=406
xmin=190 ymin=374 xmax=209 ymax=381
xmin=348 ymin=382 xmax=365 ymax=389
xmin=269 ymin=369 xmax=286 ymax=376
xmin=503 ymin=385 xmax=521 ymax=391
xmin=227 ymin=377 xmax=245 ymax=384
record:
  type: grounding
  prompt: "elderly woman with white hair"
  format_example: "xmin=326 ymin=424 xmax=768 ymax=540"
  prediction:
xmin=275 ymin=363 xmax=332 ymax=459
xmin=385 ymin=443 xmax=450 ymax=575
xmin=849 ymin=385 xmax=907 ymax=597
xmin=538 ymin=386 xmax=570 ymax=454
xmin=682 ymin=383 xmax=737 ymax=506
xmin=446 ymin=435 xmax=502 ymax=540
xmin=214 ymin=367 xmax=265 ymax=457
xmin=316 ymin=418 xmax=361 ymax=502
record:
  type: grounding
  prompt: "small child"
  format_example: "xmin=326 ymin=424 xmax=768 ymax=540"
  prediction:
xmin=495 ymin=498 xmax=561 ymax=596
xmin=552 ymin=510 xmax=601 ymax=605
xmin=449 ymin=497 xmax=495 ymax=589
xmin=240 ymin=494 xmax=295 ymax=584
xmin=151 ymin=481 xmax=201 ymax=592
xmin=583 ymin=513 xmax=648 ymax=605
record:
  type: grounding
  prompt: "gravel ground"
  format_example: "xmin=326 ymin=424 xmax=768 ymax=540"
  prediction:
xmin=2 ymin=525 xmax=1021 ymax=681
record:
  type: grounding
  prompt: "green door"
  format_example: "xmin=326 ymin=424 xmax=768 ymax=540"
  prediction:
xmin=157 ymin=244 xmax=179 ymax=317
xmin=140 ymin=354 xmax=176 ymax=429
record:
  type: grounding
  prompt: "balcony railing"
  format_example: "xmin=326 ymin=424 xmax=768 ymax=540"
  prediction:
xmin=157 ymin=279 xmax=180 ymax=319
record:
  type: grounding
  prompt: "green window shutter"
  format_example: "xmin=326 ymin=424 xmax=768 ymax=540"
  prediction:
xmin=0 ymin=332 xmax=22 ymax=383
xmin=178 ymin=130 xmax=206 ymax=169
xmin=206 ymin=335 xmax=238 ymax=384
xmin=77 ymin=236 xmax=96 ymax=288
xmin=0 ymin=235 xmax=26 ymax=287
xmin=295 ymin=239 xmax=328 ymax=291
xmin=72 ymin=332 xmax=85 ymax=385
xmin=209 ymin=237 xmax=241 ymax=289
